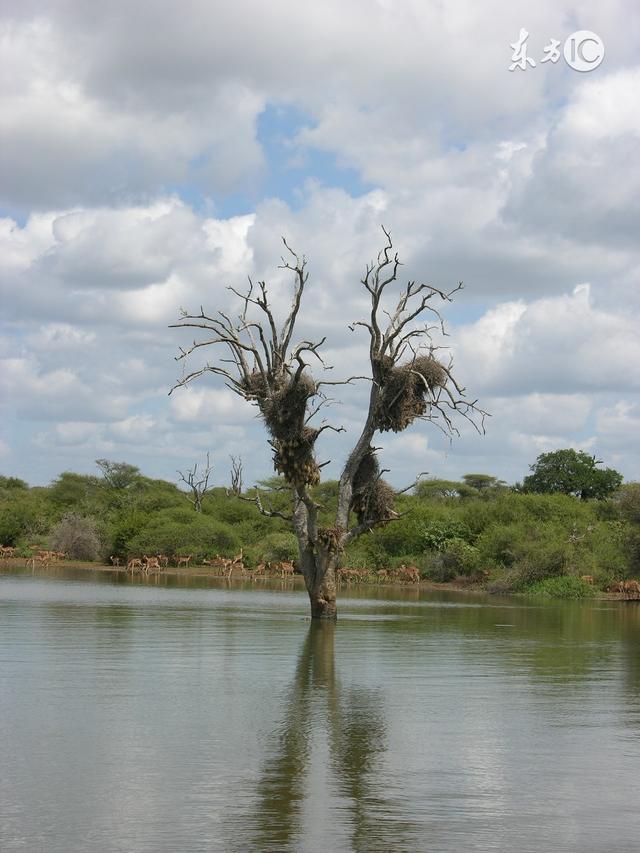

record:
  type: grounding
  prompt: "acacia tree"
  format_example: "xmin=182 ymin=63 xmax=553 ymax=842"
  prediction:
xmin=522 ymin=449 xmax=622 ymax=500
xmin=170 ymin=229 xmax=484 ymax=619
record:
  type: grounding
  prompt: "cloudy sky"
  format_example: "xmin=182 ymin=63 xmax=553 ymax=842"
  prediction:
xmin=1 ymin=0 xmax=639 ymax=489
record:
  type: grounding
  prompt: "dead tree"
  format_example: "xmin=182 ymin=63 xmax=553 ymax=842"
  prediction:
xmin=229 ymin=455 xmax=244 ymax=496
xmin=170 ymin=228 xmax=485 ymax=619
xmin=177 ymin=452 xmax=214 ymax=512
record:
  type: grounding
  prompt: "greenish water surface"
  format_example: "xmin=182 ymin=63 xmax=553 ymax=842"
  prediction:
xmin=1 ymin=568 xmax=639 ymax=852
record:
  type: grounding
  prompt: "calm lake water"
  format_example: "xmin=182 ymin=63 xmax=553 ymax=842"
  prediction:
xmin=1 ymin=568 xmax=639 ymax=853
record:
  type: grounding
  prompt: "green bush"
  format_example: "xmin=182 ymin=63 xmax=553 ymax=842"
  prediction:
xmin=127 ymin=512 xmax=239 ymax=558
xmin=256 ymin=533 xmax=298 ymax=563
xmin=441 ymin=538 xmax=480 ymax=575
xmin=419 ymin=519 xmax=472 ymax=551
xmin=526 ymin=576 xmax=596 ymax=599
xmin=417 ymin=552 xmax=455 ymax=582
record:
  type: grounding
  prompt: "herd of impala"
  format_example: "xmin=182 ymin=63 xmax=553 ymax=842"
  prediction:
xmin=3 ymin=543 xmax=639 ymax=594
xmin=338 ymin=564 xmax=421 ymax=584
xmin=113 ymin=548 xmax=298 ymax=580
xmin=110 ymin=549 xmax=421 ymax=584
xmin=0 ymin=546 xmax=69 ymax=569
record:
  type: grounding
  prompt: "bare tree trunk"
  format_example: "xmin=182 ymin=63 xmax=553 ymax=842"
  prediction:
xmin=299 ymin=546 xmax=338 ymax=621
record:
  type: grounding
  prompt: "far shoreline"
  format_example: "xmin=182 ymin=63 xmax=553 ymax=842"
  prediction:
xmin=1 ymin=557 xmax=635 ymax=602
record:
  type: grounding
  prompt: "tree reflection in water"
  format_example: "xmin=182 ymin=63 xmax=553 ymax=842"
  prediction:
xmin=249 ymin=622 xmax=416 ymax=853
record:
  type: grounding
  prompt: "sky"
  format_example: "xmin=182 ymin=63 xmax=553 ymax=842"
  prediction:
xmin=1 ymin=0 xmax=639 ymax=489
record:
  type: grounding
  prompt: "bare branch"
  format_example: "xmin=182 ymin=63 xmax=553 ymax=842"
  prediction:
xmin=237 ymin=488 xmax=294 ymax=523
xmin=396 ymin=471 xmax=429 ymax=496
xmin=316 ymin=424 xmax=346 ymax=436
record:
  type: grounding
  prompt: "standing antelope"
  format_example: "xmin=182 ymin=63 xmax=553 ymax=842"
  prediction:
xmin=143 ymin=555 xmax=161 ymax=572
xmin=27 ymin=552 xmax=51 ymax=570
xmin=110 ymin=555 xmax=121 ymax=567
xmin=176 ymin=555 xmax=192 ymax=568
xmin=253 ymin=561 xmax=268 ymax=578
xmin=398 ymin=564 xmax=420 ymax=583
xmin=279 ymin=560 xmax=295 ymax=579
xmin=127 ymin=557 xmax=143 ymax=572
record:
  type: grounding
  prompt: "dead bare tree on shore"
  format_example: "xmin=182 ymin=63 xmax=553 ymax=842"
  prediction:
xmin=177 ymin=452 xmax=214 ymax=513
xmin=229 ymin=455 xmax=244 ymax=497
xmin=170 ymin=228 xmax=486 ymax=619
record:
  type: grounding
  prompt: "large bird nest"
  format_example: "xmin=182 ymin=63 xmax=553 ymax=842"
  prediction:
xmin=243 ymin=370 xmax=321 ymax=486
xmin=272 ymin=427 xmax=320 ymax=486
xmin=260 ymin=372 xmax=317 ymax=438
xmin=351 ymin=448 xmax=396 ymax=526
xmin=374 ymin=355 xmax=447 ymax=433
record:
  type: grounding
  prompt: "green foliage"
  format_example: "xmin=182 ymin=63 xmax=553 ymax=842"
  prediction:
xmin=95 ymin=459 xmax=141 ymax=490
xmin=0 ymin=475 xmax=28 ymax=491
xmin=49 ymin=472 xmax=101 ymax=512
xmin=256 ymin=532 xmax=299 ymax=563
xmin=522 ymin=449 xmax=623 ymax=500
xmin=0 ymin=489 xmax=53 ymax=544
xmin=0 ymin=504 xmax=32 ymax=545
xmin=616 ymin=483 xmax=640 ymax=524
xmin=526 ymin=576 xmax=596 ymax=599
xmin=441 ymin=538 xmax=480 ymax=575
xmin=419 ymin=519 xmax=472 ymax=551
xmin=415 ymin=479 xmax=476 ymax=500
xmin=1 ymin=462 xmax=637 ymax=602
xmin=127 ymin=510 xmax=239 ymax=558
xmin=462 ymin=473 xmax=507 ymax=493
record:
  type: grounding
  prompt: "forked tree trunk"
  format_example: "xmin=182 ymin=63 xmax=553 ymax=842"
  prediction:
xmin=299 ymin=546 xmax=339 ymax=621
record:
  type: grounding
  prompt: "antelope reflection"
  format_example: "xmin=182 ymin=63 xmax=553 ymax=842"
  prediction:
xmin=249 ymin=622 xmax=416 ymax=853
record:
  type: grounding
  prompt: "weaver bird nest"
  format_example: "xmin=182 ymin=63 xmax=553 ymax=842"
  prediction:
xmin=374 ymin=355 xmax=447 ymax=433
xmin=272 ymin=428 xmax=321 ymax=486
xmin=243 ymin=371 xmax=321 ymax=486
xmin=351 ymin=449 xmax=397 ymax=526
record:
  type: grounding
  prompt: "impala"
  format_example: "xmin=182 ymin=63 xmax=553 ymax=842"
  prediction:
xmin=143 ymin=555 xmax=161 ymax=572
xmin=398 ymin=564 xmax=420 ymax=584
xmin=127 ymin=557 xmax=143 ymax=572
xmin=26 ymin=552 xmax=50 ymax=569
xmin=278 ymin=560 xmax=295 ymax=579
xmin=176 ymin=555 xmax=192 ymax=568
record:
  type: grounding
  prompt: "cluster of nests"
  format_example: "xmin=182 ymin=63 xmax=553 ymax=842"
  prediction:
xmin=351 ymin=448 xmax=397 ymax=528
xmin=243 ymin=371 xmax=321 ymax=486
xmin=373 ymin=355 xmax=447 ymax=433
xmin=240 ymin=352 xmax=446 ymax=505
